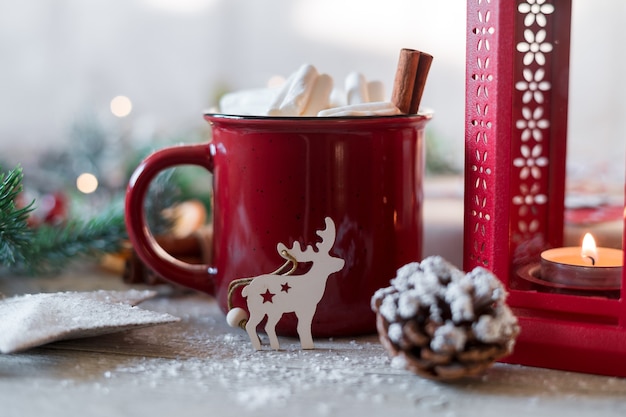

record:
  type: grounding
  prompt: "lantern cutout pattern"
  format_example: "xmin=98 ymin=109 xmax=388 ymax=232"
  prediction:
xmin=464 ymin=0 xmax=626 ymax=377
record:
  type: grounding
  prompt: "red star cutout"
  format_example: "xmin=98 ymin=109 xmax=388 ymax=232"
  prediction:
xmin=261 ymin=289 xmax=275 ymax=303
xmin=281 ymin=282 xmax=291 ymax=293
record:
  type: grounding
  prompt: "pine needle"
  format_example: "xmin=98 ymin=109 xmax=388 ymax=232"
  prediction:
xmin=0 ymin=166 xmax=34 ymax=267
xmin=1 ymin=164 xmax=184 ymax=275
xmin=24 ymin=208 xmax=127 ymax=274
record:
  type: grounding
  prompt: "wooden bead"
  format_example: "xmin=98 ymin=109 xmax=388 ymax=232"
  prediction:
xmin=226 ymin=307 xmax=248 ymax=329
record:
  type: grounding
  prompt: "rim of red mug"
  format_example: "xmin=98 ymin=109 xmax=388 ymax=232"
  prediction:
xmin=202 ymin=111 xmax=434 ymax=122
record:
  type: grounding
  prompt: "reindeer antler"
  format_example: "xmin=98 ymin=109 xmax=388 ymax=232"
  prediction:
xmin=315 ymin=217 xmax=336 ymax=253
xmin=276 ymin=217 xmax=337 ymax=263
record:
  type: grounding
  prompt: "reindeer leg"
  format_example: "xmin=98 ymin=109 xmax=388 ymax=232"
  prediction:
xmin=295 ymin=308 xmax=315 ymax=349
xmin=245 ymin=314 xmax=263 ymax=350
xmin=265 ymin=313 xmax=282 ymax=350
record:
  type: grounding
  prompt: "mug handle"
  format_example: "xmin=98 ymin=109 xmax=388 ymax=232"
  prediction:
xmin=125 ymin=143 xmax=216 ymax=295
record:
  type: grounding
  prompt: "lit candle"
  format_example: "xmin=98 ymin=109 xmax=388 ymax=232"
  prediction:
xmin=581 ymin=233 xmax=598 ymax=265
xmin=540 ymin=233 xmax=623 ymax=289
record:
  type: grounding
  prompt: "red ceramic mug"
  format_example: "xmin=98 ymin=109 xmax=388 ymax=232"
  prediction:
xmin=125 ymin=113 xmax=431 ymax=337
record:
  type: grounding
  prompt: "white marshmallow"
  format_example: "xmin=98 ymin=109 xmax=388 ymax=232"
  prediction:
xmin=267 ymin=64 xmax=319 ymax=116
xmin=301 ymin=73 xmax=334 ymax=116
xmin=317 ymin=101 xmax=402 ymax=117
xmin=219 ymin=87 xmax=280 ymax=116
xmin=265 ymin=71 xmax=295 ymax=113
xmin=345 ymin=71 xmax=369 ymax=105
xmin=329 ymin=88 xmax=347 ymax=108
xmin=367 ymin=80 xmax=386 ymax=102
xmin=219 ymin=65 xmax=391 ymax=117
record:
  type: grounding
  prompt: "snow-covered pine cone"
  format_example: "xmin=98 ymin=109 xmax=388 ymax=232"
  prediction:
xmin=371 ymin=256 xmax=520 ymax=381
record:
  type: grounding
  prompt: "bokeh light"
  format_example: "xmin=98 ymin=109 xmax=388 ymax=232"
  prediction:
xmin=110 ymin=95 xmax=133 ymax=117
xmin=76 ymin=173 xmax=99 ymax=194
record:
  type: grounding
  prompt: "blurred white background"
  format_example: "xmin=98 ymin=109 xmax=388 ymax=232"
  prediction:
xmin=0 ymin=0 xmax=624 ymax=189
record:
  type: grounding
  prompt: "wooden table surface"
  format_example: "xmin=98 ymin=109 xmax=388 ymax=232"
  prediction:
xmin=2 ymin=191 xmax=626 ymax=417
xmin=1 ymin=265 xmax=626 ymax=417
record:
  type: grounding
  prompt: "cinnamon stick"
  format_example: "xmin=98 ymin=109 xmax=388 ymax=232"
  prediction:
xmin=409 ymin=52 xmax=433 ymax=114
xmin=391 ymin=48 xmax=421 ymax=114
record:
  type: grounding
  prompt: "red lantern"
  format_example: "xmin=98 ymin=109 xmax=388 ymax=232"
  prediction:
xmin=464 ymin=0 xmax=626 ymax=376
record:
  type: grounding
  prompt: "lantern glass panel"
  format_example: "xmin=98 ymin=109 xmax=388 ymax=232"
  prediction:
xmin=565 ymin=1 xmax=625 ymax=251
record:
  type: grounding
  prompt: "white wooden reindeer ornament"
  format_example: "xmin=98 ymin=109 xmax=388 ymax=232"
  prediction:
xmin=226 ymin=217 xmax=345 ymax=350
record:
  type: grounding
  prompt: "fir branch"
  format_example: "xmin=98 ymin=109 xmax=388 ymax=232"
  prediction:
xmin=0 ymin=166 xmax=34 ymax=267
xmin=38 ymin=211 xmax=125 ymax=260
xmin=2 ymin=163 xmax=187 ymax=276
xmin=18 ymin=207 xmax=127 ymax=274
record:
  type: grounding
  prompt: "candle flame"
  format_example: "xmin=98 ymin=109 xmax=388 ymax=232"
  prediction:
xmin=581 ymin=233 xmax=598 ymax=265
